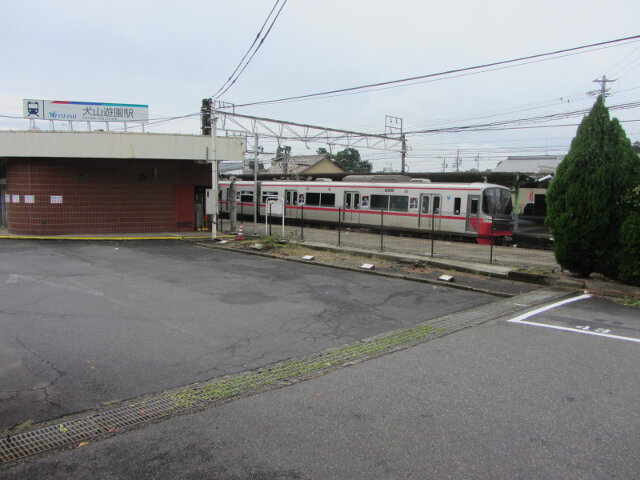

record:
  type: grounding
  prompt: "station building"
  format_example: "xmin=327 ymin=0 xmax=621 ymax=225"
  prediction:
xmin=0 ymin=130 xmax=244 ymax=234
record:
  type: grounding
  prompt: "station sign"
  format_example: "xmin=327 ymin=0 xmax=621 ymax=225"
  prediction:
xmin=23 ymin=99 xmax=149 ymax=122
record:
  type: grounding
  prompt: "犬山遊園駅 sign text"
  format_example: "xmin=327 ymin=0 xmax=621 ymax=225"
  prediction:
xmin=23 ymin=99 xmax=149 ymax=123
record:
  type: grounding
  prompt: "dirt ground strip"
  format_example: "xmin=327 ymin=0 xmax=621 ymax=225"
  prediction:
xmin=202 ymin=240 xmax=539 ymax=297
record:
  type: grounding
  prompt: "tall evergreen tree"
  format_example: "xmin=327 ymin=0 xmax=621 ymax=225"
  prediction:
xmin=617 ymin=180 xmax=640 ymax=285
xmin=546 ymin=95 xmax=640 ymax=278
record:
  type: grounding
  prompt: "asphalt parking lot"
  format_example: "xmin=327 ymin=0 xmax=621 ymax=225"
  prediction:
xmin=0 ymin=240 xmax=495 ymax=430
xmin=1 ymin=240 xmax=638 ymax=479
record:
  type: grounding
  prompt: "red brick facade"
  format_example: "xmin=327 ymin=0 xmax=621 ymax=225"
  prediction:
xmin=5 ymin=158 xmax=211 ymax=234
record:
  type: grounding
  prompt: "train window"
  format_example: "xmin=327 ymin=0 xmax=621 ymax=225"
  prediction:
xmin=240 ymin=191 xmax=253 ymax=202
xmin=432 ymin=196 xmax=440 ymax=214
xmin=421 ymin=196 xmax=429 ymax=214
xmin=389 ymin=195 xmax=408 ymax=212
xmin=320 ymin=193 xmax=335 ymax=206
xmin=306 ymin=192 xmax=320 ymax=205
xmin=345 ymin=192 xmax=361 ymax=209
xmin=501 ymin=190 xmax=513 ymax=214
xmin=482 ymin=188 xmax=513 ymax=215
xmin=483 ymin=188 xmax=496 ymax=214
xmin=262 ymin=191 xmax=279 ymax=203
xmin=454 ymin=197 xmax=461 ymax=215
xmin=470 ymin=198 xmax=479 ymax=215
xmin=285 ymin=190 xmax=298 ymax=206
xmin=370 ymin=194 xmax=389 ymax=210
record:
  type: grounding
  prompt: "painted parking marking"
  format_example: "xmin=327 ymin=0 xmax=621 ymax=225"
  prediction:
xmin=508 ymin=293 xmax=640 ymax=344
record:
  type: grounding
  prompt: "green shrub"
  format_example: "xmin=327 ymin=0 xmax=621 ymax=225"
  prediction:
xmin=546 ymin=96 xmax=640 ymax=279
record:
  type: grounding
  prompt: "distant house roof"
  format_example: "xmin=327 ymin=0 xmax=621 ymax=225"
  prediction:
xmin=494 ymin=155 xmax=565 ymax=174
xmin=268 ymin=154 xmax=345 ymax=175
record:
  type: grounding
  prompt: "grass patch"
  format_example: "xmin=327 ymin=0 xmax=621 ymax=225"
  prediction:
xmin=160 ymin=322 xmax=438 ymax=413
xmin=620 ymin=296 xmax=640 ymax=308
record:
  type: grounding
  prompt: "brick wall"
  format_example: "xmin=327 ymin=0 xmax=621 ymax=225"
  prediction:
xmin=5 ymin=158 xmax=211 ymax=234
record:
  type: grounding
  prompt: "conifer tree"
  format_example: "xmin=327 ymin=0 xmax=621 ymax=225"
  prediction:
xmin=546 ymin=95 xmax=640 ymax=279
xmin=617 ymin=182 xmax=640 ymax=285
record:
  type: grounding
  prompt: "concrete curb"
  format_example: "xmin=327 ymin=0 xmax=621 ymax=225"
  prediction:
xmin=196 ymin=242 xmax=518 ymax=298
xmin=3 ymin=231 xmax=637 ymax=298
xmin=0 ymin=234 xmax=231 ymax=241
xmin=196 ymin=239 xmax=640 ymax=299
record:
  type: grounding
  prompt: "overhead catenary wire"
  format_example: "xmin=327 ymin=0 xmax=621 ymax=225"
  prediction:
xmin=606 ymin=44 xmax=640 ymax=78
xmin=212 ymin=0 xmax=287 ymax=100
xmin=211 ymin=0 xmax=282 ymax=99
xmin=225 ymin=34 xmax=640 ymax=108
xmin=402 ymin=101 xmax=640 ymax=136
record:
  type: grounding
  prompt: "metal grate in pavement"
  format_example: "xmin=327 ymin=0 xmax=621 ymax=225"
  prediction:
xmin=0 ymin=288 xmax=569 ymax=464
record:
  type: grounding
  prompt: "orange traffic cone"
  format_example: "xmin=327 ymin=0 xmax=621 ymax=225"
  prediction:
xmin=236 ymin=224 xmax=244 ymax=241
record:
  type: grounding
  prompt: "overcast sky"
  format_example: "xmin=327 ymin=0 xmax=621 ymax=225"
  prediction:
xmin=2 ymin=0 xmax=640 ymax=171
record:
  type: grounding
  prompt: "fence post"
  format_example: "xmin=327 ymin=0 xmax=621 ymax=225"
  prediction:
xmin=380 ymin=209 xmax=384 ymax=252
xmin=269 ymin=203 xmax=272 ymax=236
xmin=489 ymin=217 xmax=494 ymax=264
xmin=300 ymin=204 xmax=304 ymax=241
xmin=337 ymin=207 xmax=342 ymax=246
xmin=431 ymin=212 xmax=435 ymax=257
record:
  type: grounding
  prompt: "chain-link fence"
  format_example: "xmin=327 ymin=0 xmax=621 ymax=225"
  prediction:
xmin=217 ymin=206 xmax=559 ymax=270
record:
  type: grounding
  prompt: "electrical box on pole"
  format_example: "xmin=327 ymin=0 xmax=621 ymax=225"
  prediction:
xmin=201 ymin=98 xmax=212 ymax=135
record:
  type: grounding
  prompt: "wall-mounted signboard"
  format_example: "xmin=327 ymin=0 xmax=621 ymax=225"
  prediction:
xmin=23 ymin=99 xmax=149 ymax=123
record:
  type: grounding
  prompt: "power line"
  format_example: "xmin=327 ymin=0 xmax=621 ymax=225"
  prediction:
xmin=211 ymin=0 xmax=282 ymax=99
xmin=403 ymin=101 xmax=640 ymax=135
xmin=213 ymin=0 xmax=287 ymax=100
xmin=228 ymin=34 xmax=640 ymax=108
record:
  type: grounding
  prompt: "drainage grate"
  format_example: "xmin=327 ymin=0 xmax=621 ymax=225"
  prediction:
xmin=0 ymin=288 xmax=568 ymax=464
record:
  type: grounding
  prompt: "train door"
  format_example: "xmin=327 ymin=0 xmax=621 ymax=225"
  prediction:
xmin=219 ymin=188 xmax=230 ymax=213
xmin=431 ymin=195 xmax=441 ymax=230
xmin=285 ymin=189 xmax=298 ymax=218
xmin=418 ymin=194 xmax=430 ymax=228
xmin=343 ymin=191 xmax=360 ymax=223
xmin=418 ymin=194 xmax=441 ymax=230
xmin=465 ymin=195 xmax=480 ymax=232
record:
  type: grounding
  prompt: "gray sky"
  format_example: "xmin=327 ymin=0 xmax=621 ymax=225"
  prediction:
xmin=2 ymin=0 xmax=640 ymax=171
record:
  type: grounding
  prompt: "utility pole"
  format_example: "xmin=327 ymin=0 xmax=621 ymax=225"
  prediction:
xmin=454 ymin=148 xmax=461 ymax=172
xmin=401 ymin=134 xmax=407 ymax=173
xmin=253 ymin=134 xmax=260 ymax=235
xmin=591 ymin=75 xmax=616 ymax=103
xmin=475 ymin=154 xmax=480 ymax=172
xmin=441 ymin=157 xmax=447 ymax=172
xmin=385 ymin=115 xmax=405 ymax=172
xmin=211 ymin=103 xmax=219 ymax=240
xmin=283 ymin=148 xmax=289 ymax=176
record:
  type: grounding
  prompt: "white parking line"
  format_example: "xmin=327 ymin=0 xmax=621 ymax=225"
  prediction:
xmin=508 ymin=293 xmax=640 ymax=344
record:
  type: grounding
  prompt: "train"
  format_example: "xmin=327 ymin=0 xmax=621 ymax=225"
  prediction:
xmin=207 ymin=176 xmax=514 ymax=244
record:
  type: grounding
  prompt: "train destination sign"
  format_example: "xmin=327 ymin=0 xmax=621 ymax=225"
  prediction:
xmin=23 ymin=99 xmax=149 ymax=123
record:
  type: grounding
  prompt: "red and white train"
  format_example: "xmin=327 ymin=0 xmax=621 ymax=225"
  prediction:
xmin=207 ymin=177 xmax=514 ymax=244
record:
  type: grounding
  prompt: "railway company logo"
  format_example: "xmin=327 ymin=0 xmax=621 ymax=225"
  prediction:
xmin=48 ymin=111 xmax=78 ymax=120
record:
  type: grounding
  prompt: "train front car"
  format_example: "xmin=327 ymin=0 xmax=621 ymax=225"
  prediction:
xmin=477 ymin=186 xmax=514 ymax=245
